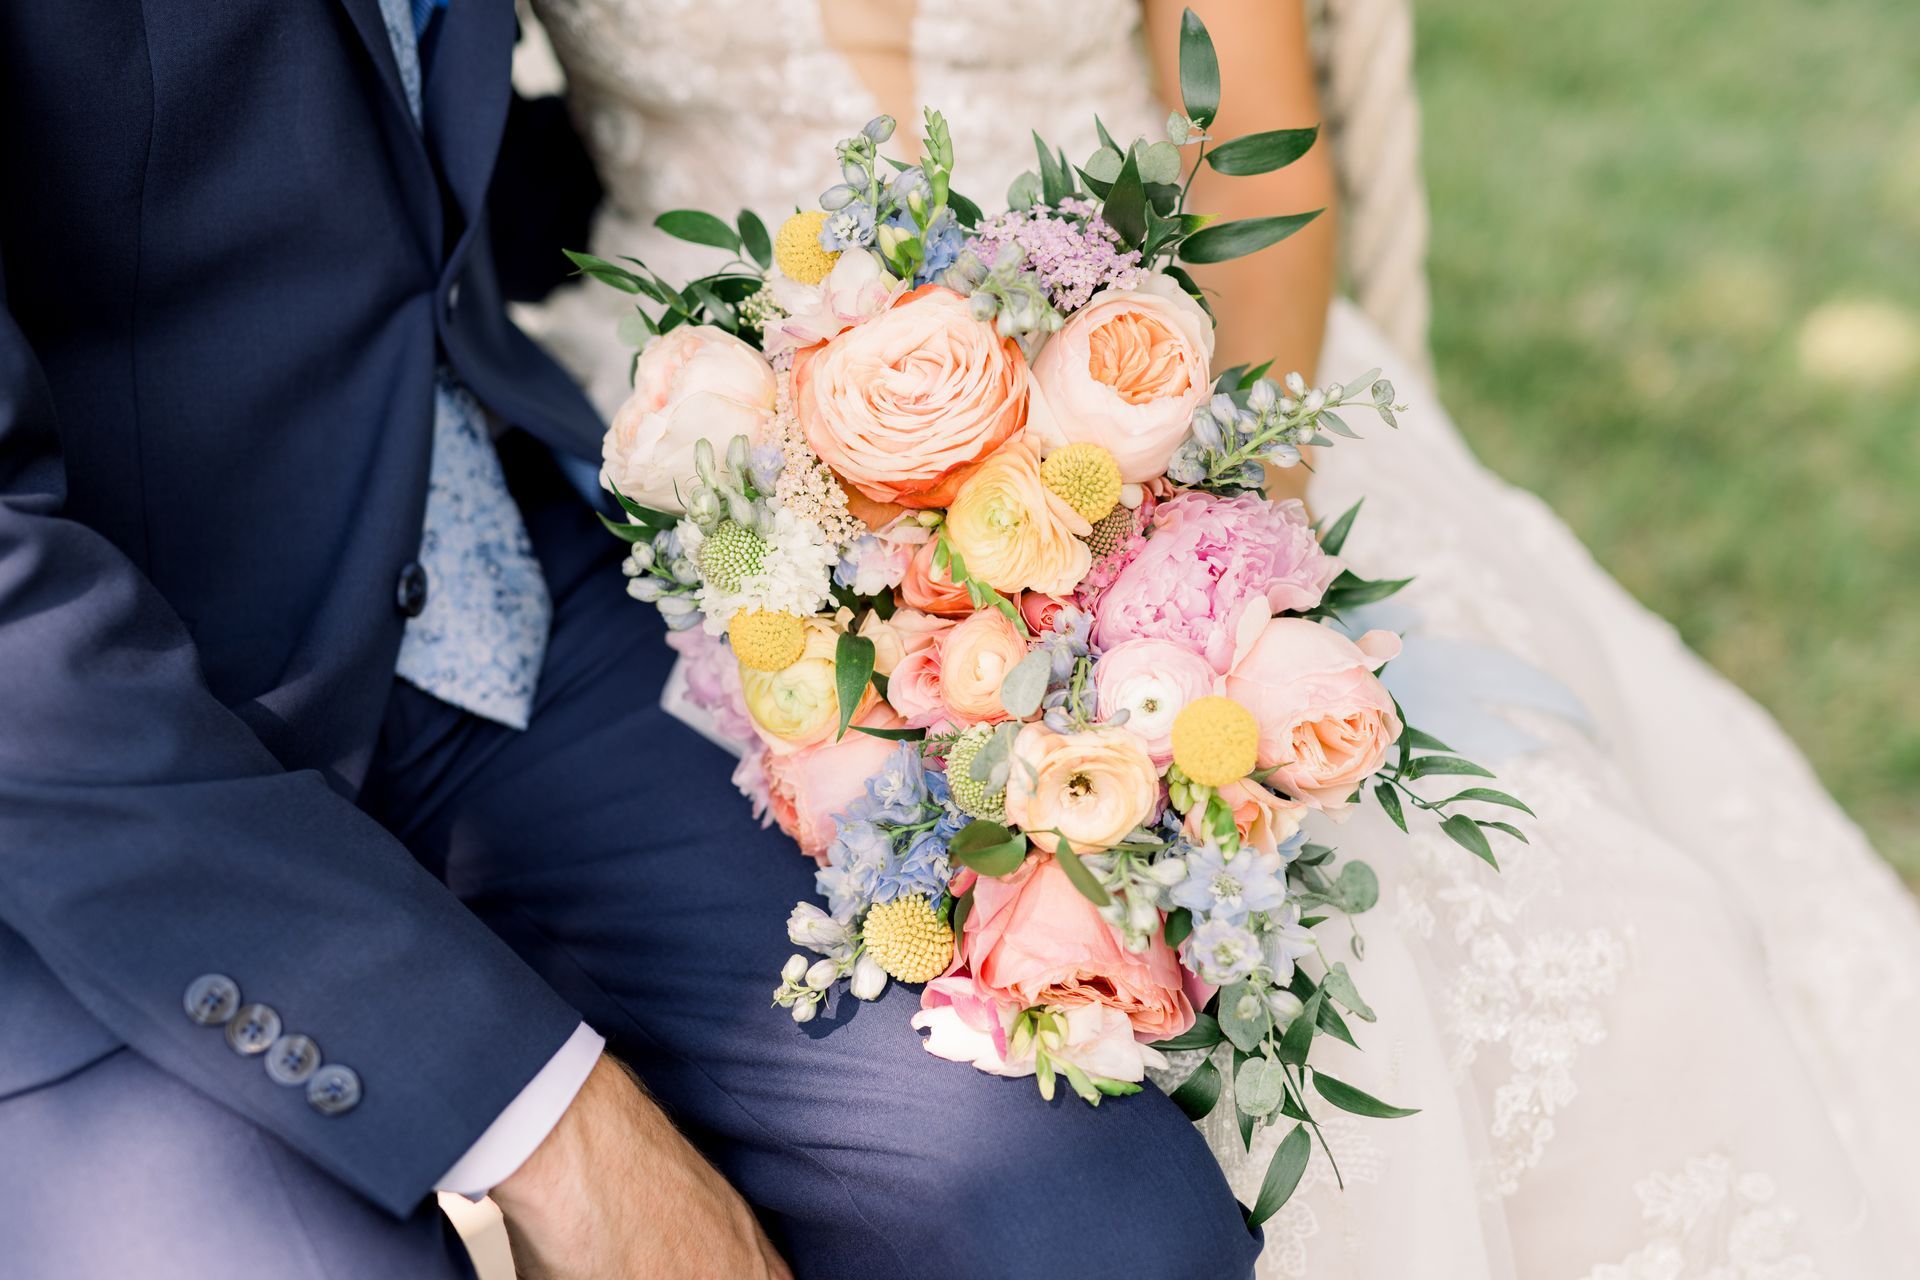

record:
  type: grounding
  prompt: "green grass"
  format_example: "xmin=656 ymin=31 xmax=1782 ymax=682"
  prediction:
xmin=1413 ymin=0 xmax=1920 ymax=878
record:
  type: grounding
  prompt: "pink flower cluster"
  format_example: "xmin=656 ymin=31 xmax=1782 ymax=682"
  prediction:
xmin=966 ymin=198 xmax=1142 ymax=310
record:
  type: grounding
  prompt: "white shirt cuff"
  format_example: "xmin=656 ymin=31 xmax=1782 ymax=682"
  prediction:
xmin=435 ymin=1021 xmax=604 ymax=1199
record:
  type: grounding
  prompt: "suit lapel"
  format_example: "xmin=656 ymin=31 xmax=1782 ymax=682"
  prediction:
xmin=422 ymin=0 xmax=518 ymax=232
xmin=333 ymin=0 xmax=423 ymax=136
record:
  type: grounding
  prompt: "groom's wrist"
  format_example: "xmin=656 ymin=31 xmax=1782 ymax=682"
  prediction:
xmin=435 ymin=1022 xmax=604 ymax=1199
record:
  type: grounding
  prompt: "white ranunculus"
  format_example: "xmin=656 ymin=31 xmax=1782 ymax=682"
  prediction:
xmin=601 ymin=325 xmax=775 ymax=514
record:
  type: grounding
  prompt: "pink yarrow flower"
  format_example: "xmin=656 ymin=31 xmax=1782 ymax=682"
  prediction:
xmin=965 ymin=199 xmax=1142 ymax=311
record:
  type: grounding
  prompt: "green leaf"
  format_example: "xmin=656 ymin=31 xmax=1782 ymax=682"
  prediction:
xmin=948 ymin=188 xmax=984 ymax=228
xmin=1401 ymin=754 xmax=1497 ymax=782
xmin=1153 ymin=1012 xmax=1223 ymax=1053
xmin=1248 ymin=1125 xmax=1311 ymax=1226
xmin=1102 ymin=146 xmax=1147 ymax=249
xmin=1162 ymin=264 xmax=1213 ymax=317
xmin=1034 ymin=131 xmax=1074 ymax=207
xmin=1051 ymin=843 xmax=1113 ymax=906
xmin=1163 ymin=906 xmax=1193 ymax=949
xmin=736 ymin=210 xmax=771 ymax=268
xmin=1315 ymin=997 xmax=1359 ymax=1048
xmin=1277 ymin=988 xmax=1323 ymax=1065
xmin=653 ymin=210 xmax=741 ymax=252
xmin=851 ymin=724 xmax=927 ymax=741
xmin=1375 ymin=781 xmax=1407 ymax=832
xmin=1322 ymin=572 xmax=1414 ymax=608
xmin=1170 ymin=1056 xmax=1223 ymax=1121
xmin=832 ymin=633 xmax=875 ymax=743
xmin=1320 ymin=962 xmax=1376 ymax=1022
xmin=1218 ymin=982 xmax=1272 ymax=1053
xmin=1480 ymin=819 xmax=1530 ymax=845
xmin=1318 ymin=499 xmax=1363 ymax=556
xmin=1180 ymin=211 xmax=1322 ymax=264
xmin=1234 ymin=1056 xmax=1288 ymax=1117
xmin=1402 ymin=727 xmax=1454 ymax=753
xmin=949 ymin=886 xmax=973 ymax=945
xmin=1237 ymin=1099 xmax=1256 ymax=1151
xmin=1312 ymin=1071 xmax=1420 ymax=1118
xmin=948 ymin=820 xmax=1029 ymax=877
xmin=596 ymin=511 xmax=653 ymax=543
xmin=1134 ymin=139 xmax=1184 ymax=185
xmin=1177 ymin=7 xmax=1221 ymax=128
xmin=563 ymin=250 xmax=646 ymax=294
xmin=1237 ymin=359 xmax=1275 ymax=390
xmin=1441 ymin=813 xmax=1499 ymax=869
xmin=997 ymin=648 xmax=1053 ymax=719
xmin=1440 ymin=788 xmax=1535 ymax=816
xmin=1205 ymin=126 xmax=1319 ymax=177
xmin=1094 ymin=115 xmax=1120 ymax=154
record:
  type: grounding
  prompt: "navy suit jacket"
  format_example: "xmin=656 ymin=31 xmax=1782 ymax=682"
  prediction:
xmin=0 ymin=0 xmax=606 ymax=1214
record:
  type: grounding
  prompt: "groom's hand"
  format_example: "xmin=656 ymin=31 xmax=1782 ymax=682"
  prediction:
xmin=491 ymin=1055 xmax=791 ymax=1279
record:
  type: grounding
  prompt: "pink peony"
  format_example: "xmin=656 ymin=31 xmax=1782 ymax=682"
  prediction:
xmin=1092 ymin=491 xmax=1341 ymax=673
xmin=959 ymin=855 xmax=1194 ymax=1042
xmin=1225 ymin=619 xmax=1404 ymax=813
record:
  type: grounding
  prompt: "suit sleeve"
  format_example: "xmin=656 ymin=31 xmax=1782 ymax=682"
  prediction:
xmin=487 ymin=90 xmax=605 ymax=303
xmin=0 ymin=256 xmax=582 ymax=1217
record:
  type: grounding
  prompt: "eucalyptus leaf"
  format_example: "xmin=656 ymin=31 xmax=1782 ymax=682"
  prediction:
xmin=1177 ymin=7 xmax=1221 ymax=128
xmin=1180 ymin=210 xmax=1323 ymax=264
xmin=1205 ymin=126 xmax=1320 ymax=176
xmin=1082 ymin=146 xmax=1124 ymax=184
xmin=997 ymin=648 xmax=1054 ymax=719
xmin=1321 ymin=962 xmax=1376 ymax=1022
xmin=1234 ymin=1057 xmax=1288 ymax=1117
xmin=1006 ymin=170 xmax=1042 ymax=210
xmin=831 ymin=633 xmax=875 ymax=742
xmin=1312 ymin=1071 xmax=1420 ymax=1119
xmin=653 ymin=209 xmax=740 ymax=253
xmin=1217 ymin=982 xmax=1271 ymax=1053
xmin=1248 ymin=1126 xmax=1311 ymax=1226
xmin=1134 ymin=139 xmax=1183 ymax=185
xmin=1331 ymin=861 xmax=1379 ymax=914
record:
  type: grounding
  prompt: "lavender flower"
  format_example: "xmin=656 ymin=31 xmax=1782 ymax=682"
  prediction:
xmin=1169 ymin=843 xmax=1291 ymax=925
xmin=965 ymin=198 xmax=1142 ymax=311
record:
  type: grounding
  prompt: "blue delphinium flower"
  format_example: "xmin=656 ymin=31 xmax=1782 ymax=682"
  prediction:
xmin=1260 ymin=902 xmax=1319 ymax=986
xmin=912 ymin=208 xmax=965 ymax=284
xmin=1185 ymin=918 xmax=1263 ymax=985
xmin=849 ymin=743 xmax=927 ymax=826
xmin=822 ymin=201 xmax=876 ymax=251
xmin=816 ymin=819 xmax=890 ymax=918
xmin=1169 ymin=843 xmax=1291 ymax=925
xmin=871 ymin=828 xmax=950 ymax=905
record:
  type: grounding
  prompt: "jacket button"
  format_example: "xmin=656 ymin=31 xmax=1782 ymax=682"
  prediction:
xmin=446 ymin=279 xmax=463 ymax=316
xmin=264 ymin=1033 xmax=322 ymax=1086
xmin=183 ymin=973 xmax=241 ymax=1026
xmin=395 ymin=562 xmax=429 ymax=617
xmin=225 ymin=1003 xmax=282 ymax=1056
xmin=306 ymin=1064 xmax=362 ymax=1117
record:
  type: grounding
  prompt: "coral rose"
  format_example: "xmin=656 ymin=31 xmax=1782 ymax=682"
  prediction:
xmin=1224 ymin=619 xmax=1404 ymax=813
xmin=944 ymin=440 xmax=1093 ymax=596
xmin=1182 ymin=778 xmax=1307 ymax=856
xmin=602 ymin=325 xmax=777 ymax=514
xmin=960 ymin=855 xmax=1194 ymax=1042
xmin=1004 ymin=723 xmax=1160 ymax=855
xmin=791 ymin=284 xmax=1027 ymax=507
xmin=937 ymin=609 xmax=1031 ymax=724
xmin=764 ymin=704 xmax=909 ymax=863
xmin=897 ymin=537 xmax=976 ymax=617
xmin=1029 ymin=273 xmax=1214 ymax=482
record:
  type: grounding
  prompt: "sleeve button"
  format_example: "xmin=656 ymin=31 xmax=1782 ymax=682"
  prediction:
xmin=264 ymin=1034 xmax=322 ymax=1086
xmin=183 ymin=974 xmax=241 ymax=1026
xmin=224 ymin=1003 xmax=282 ymax=1056
xmin=306 ymin=1064 xmax=363 ymax=1117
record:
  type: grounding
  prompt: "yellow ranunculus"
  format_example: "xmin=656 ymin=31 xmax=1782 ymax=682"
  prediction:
xmin=740 ymin=618 xmax=875 ymax=752
xmin=944 ymin=440 xmax=1093 ymax=596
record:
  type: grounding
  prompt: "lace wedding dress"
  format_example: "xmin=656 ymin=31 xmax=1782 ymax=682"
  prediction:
xmin=517 ymin=2 xmax=1920 ymax=1273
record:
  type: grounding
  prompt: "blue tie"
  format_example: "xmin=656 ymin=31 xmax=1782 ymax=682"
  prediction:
xmin=379 ymin=0 xmax=550 ymax=729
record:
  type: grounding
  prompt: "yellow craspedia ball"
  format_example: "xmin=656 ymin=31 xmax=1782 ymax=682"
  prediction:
xmin=1171 ymin=696 xmax=1260 ymax=788
xmin=1039 ymin=443 xmax=1123 ymax=523
xmin=862 ymin=895 xmax=954 ymax=984
xmin=773 ymin=211 xmax=839 ymax=285
xmin=729 ymin=609 xmax=807 ymax=673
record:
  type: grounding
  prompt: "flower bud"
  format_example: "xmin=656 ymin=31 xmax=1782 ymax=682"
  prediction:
xmin=1266 ymin=990 xmax=1306 ymax=1027
xmin=1247 ymin=378 xmax=1279 ymax=413
xmin=626 ymin=577 xmax=663 ymax=603
xmin=657 ymin=594 xmax=699 ymax=619
xmin=820 ymin=183 xmax=858 ymax=211
xmin=841 ymin=158 xmax=867 ymax=188
xmin=781 ymin=954 xmax=809 ymax=985
xmin=1284 ymin=371 xmax=1307 ymax=397
xmin=863 ymin=114 xmax=897 ymax=143
xmin=849 ymin=954 xmax=888 ymax=1001
xmin=791 ymin=998 xmax=818 ymax=1024
xmin=1142 ymin=856 xmax=1188 ymax=887
xmin=805 ymin=958 xmax=838 ymax=990
xmin=1302 ymin=389 xmax=1326 ymax=413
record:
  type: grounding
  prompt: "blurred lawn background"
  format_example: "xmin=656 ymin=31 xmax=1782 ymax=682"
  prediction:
xmin=1412 ymin=1 xmax=1920 ymax=879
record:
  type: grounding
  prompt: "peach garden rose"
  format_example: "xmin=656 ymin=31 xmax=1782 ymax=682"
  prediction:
xmin=791 ymin=284 xmax=1027 ymax=507
xmin=1029 ymin=272 xmax=1214 ymax=483
xmin=602 ymin=325 xmax=777 ymax=514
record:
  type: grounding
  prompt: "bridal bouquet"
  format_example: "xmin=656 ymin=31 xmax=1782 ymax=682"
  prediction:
xmin=572 ymin=10 xmax=1523 ymax=1223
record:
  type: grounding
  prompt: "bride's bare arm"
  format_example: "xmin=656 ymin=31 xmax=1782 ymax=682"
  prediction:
xmin=1143 ymin=0 xmax=1338 ymax=382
